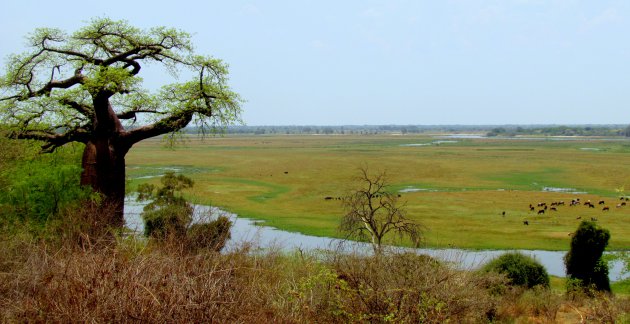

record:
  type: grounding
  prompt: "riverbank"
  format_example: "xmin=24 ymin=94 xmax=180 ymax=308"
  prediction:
xmin=124 ymin=197 xmax=629 ymax=282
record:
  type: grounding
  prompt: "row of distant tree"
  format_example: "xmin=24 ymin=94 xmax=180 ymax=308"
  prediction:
xmin=486 ymin=125 xmax=630 ymax=137
xmin=183 ymin=124 xmax=630 ymax=136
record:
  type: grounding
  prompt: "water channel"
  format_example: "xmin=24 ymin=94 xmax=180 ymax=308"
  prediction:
xmin=124 ymin=197 xmax=628 ymax=282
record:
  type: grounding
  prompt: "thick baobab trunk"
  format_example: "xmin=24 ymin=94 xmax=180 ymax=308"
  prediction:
xmin=81 ymin=138 xmax=129 ymax=227
xmin=78 ymin=94 xmax=132 ymax=228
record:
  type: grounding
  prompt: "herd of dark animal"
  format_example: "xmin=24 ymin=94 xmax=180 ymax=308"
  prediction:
xmin=519 ymin=196 xmax=629 ymax=226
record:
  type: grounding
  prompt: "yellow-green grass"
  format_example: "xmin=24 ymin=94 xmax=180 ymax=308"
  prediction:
xmin=550 ymin=276 xmax=630 ymax=296
xmin=126 ymin=135 xmax=630 ymax=250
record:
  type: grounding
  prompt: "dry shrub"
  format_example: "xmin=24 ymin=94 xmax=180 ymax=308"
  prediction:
xmin=52 ymin=199 xmax=122 ymax=247
xmin=493 ymin=285 xmax=630 ymax=323
xmin=493 ymin=286 xmax=561 ymax=322
xmin=572 ymin=291 xmax=630 ymax=323
xmin=287 ymin=250 xmax=507 ymax=323
xmin=0 ymin=243 xmax=293 ymax=322
xmin=0 ymin=202 xmax=292 ymax=322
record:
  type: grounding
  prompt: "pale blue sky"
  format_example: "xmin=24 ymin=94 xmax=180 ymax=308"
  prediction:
xmin=1 ymin=1 xmax=629 ymax=125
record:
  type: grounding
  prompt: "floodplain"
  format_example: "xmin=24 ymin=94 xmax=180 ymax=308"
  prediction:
xmin=126 ymin=134 xmax=630 ymax=251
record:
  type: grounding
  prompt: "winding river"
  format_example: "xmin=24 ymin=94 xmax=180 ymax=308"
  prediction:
xmin=124 ymin=197 xmax=628 ymax=282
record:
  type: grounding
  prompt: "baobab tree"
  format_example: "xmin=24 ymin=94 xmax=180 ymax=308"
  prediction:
xmin=0 ymin=18 xmax=242 ymax=227
xmin=340 ymin=167 xmax=422 ymax=253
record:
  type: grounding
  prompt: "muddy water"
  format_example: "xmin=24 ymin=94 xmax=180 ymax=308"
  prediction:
xmin=124 ymin=197 xmax=628 ymax=281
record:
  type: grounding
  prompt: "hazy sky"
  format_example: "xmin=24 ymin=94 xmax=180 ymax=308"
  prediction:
xmin=1 ymin=1 xmax=629 ymax=125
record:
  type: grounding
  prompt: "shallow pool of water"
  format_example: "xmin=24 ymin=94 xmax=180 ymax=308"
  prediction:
xmin=542 ymin=187 xmax=587 ymax=194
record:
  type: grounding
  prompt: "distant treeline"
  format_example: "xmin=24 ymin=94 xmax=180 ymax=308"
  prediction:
xmin=486 ymin=125 xmax=630 ymax=137
xmin=182 ymin=124 xmax=630 ymax=137
xmin=219 ymin=125 xmax=489 ymax=135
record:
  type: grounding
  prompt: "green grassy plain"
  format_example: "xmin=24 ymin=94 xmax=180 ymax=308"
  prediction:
xmin=126 ymin=134 xmax=630 ymax=251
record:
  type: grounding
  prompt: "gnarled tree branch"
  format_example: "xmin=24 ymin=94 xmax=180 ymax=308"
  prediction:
xmin=121 ymin=110 xmax=194 ymax=146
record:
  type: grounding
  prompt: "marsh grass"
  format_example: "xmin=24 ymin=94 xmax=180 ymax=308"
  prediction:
xmin=126 ymin=135 xmax=630 ymax=250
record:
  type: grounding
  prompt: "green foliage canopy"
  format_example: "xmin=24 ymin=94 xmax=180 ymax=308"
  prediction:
xmin=0 ymin=17 xmax=243 ymax=152
xmin=481 ymin=252 xmax=550 ymax=289
xmin=564 ymin=220 xmax=611 ymax=292
xmin=137 ymin=172 xmax=194 ymax=239
xmin=137 ymin=172 xmax=232 ymax=251
xmin=0 ymin=137 xmax=93 ymax=225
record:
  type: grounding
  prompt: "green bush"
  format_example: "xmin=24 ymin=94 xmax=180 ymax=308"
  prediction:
xmin=138 ymin=172 xmax=194 ymax=240
xmin=481 ymin=252 xmax=550 ymax=289
xmin=0 ymin=140 xmax=93 ymax=226
xmin=186 ymin=216 xmax=232 ymax=252
xmin=142 ymin=204 xmax=192 ymax=239
xmin=564 ymin=221 xmax=611 ymax=292
xmin=137 ymin=173 xmax=232 ymax=252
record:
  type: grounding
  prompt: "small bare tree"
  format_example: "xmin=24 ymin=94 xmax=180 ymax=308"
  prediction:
xmin=340 ymin=167 xmax=422 ymax=253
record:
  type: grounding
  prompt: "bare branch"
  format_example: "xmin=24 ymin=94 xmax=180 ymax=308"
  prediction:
xmin=340 ymin=167 xmax=422 ymax=253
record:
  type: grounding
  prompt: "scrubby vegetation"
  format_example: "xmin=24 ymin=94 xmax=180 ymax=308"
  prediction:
xmin=481 ymin=252 xmax=550 ymax=289
xmin=137 ymin=172 xmax=232 ymax=252
xmin=1 ymin=225 xmax=629 ymax=322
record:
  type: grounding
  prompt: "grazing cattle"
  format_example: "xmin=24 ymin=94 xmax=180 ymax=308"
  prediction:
xmin=530 ymin=206 xmax=535 ymax=212
xmin=558 ymin=201 xmax=565 ymax=206
xmin=502 ymin=211 xmax=506 ymax=216
xmin=284 ymin=171 xmax=288 ymax=174
xmin=591 ymin=217 xmax=598 ymax=221
xmin=622 ymin=202 xmax=627 ymax=206
xmin=537 ymin=202 xmax=546 ymax=207
xmin=523 ymin=220 xmax=529 ymax=225
xmin=576 ymin=216 xmax=582 ymax=220
xmin=602 ymin=206 xmax=610 ymax=211
xmin=551 ymin=202 xmax=557 ymax=206
xmin=324 ymin=196 xmax=333 ymax=200
xmin=538 ymin=210 xmax=545 ymax=215
xmin=550 ymin=207 xmax=557 ymax=211
xmin=544 ymin=205 xmax=548 ymax=210
xmin=397 ymin=194 xmax=402 ymax=198
xmin=617 ymin=204 xmax=622 ymax=208
xmin=589 ymin=204 xmax=595 ymax=209
xmin=599 ymin=200 xmax=605 ymax=205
